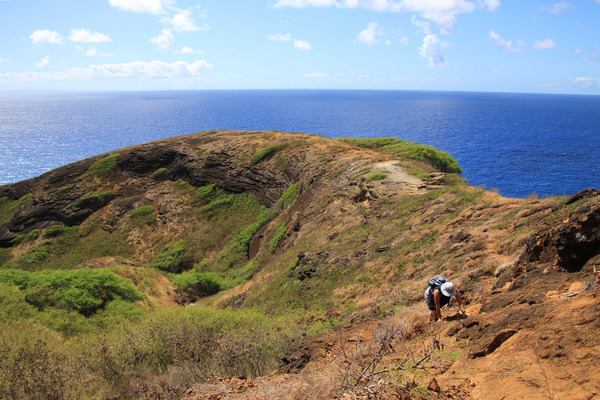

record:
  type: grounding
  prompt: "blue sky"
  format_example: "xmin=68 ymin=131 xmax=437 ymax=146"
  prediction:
xmin=1 ymin=0 xmax=599 ymax=94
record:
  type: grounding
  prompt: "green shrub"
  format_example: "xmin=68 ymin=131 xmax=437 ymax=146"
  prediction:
xmin=114 ymin=195 xmax=139 ymax=210
xmin=8 ymin=193 xmax=33 ymax=212
xmin=43 ymin=225 xmax=76 ymax=238
xmin=86 ymin=153 xmax=120 ymax=178
xmin=149 ymin=167 xmax=170 ymax=180
xmin=196 ymin=183 xmax=225 ymax=204
xmin=0 ymin=268 xmax=143 ymax=317
xmin=172 ymin=271 xmax=223 ymax=299
xmin=228 ymin=208 xmax=271 ymax=255
xmin=250 ymin=144 xmax=285 ymax=165
xmin=129 ymin=205 xmax=155 ymax=225
xmin=21 ymin=241 xmax=52 ymax=263
xmin=270 ymin=221 xmax=288 ymax=253
xmin=0 ymin=282 xmax=37 ymax=320
xmin=151 ymin=240 xmax=189 ymax=273
xmin=365 ymin=172 xmax=388 ymax=183
xmin=72 ymin=190 xmax=115 ymax=209
xmin=337 ymin=137 xmax=462 ymax=173
xmin=278 ymin=181 xmax=302 ymax=209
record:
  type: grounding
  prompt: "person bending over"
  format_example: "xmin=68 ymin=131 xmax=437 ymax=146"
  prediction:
xmin=427 ymin=281 xmax=466 ymax=322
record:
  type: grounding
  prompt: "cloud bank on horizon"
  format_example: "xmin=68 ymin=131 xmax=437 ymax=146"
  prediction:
xmin=0 ymin=0 xmax=599 ymax=94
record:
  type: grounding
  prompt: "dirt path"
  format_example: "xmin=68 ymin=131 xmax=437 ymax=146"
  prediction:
xmin=366 ymin=160 xmax=431 ymax=196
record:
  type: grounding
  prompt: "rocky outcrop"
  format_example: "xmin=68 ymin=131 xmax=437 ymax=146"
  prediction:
xmin=518 ymin=190 xmax=600 ymax=272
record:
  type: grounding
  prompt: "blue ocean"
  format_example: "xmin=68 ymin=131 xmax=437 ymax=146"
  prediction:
xmin=0 ymin=90 xmax=598 ymax=198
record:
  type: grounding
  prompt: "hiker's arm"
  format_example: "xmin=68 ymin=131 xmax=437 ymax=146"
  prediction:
xmin=455 ymin=292 xmax=466 ymax=314
xmin=434 ymin=290 xmax=443 ymax=320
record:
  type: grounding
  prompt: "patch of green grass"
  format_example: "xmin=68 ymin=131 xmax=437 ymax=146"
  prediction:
xmin=114 ymin=195 xmax=140 ymax=210
xmin=129 ymin=205 xmax=155 ymax=226
xmin=217 ymin=207 xmax=272 ymax=272
xmin=365 ymin=172 xmax=388 ymax=183
xmin=337 ymin=137 xmax=462 ymax=173
xmin=151 ymin=240 xmax=190 ymax=273
xmin=71 ymin=190 xmax=115 ymax=209
xmin=0 ymin=268 xmax=143 ymax=317
xmin=43 ymin=225 xmax=77 ymax=239
xmin=21 ymin=241 xmax=52 ymax=264
xmin=149 ymin=167 xmax=170 ymax=180
xmin=250 ymin=144 xmax=286 ymax=165
xmin=86 ymin=153 xmax=120 ymax=179
xmin=172 ymin=271 xmax=224 ymax=299
xmin=36 ymin=229 xmax=134 ymax=271
xmin=270 ymin=221 xmax=288 ymax=253
xmin=9 ymin=193 xmax=33 ymax=213
xmin=278 ymin=181 xmax=302 ymax=209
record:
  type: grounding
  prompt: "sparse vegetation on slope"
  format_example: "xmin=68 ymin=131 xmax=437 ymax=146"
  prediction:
xmin=0 ymin=130 xmax=598 ymax=399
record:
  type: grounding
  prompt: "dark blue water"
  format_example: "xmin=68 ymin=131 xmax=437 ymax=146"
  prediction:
xmin=0 ymin=90 xmax=598 ymax=198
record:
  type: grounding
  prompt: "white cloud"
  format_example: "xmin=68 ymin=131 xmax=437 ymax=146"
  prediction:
xmin=151 ymin=29 xmax=174 ymax=50
xmin=273 ymin=0 xmax=479 ymax=35
xmin=548 ymin=1 xmax=573 ymax=14
xmin=394 ymin=0 xmax=477 ymax=34
xmin=267 ymin=33 xmax=292 ymax=41
xmin=30 ymin=30 xmax=64 ymax=44
xmin=419 ymin=34 xmax=448 ymax=68
xmin=393 ymin=75 xmax=435 ymax=83
xmin=398 ymin=35 xmax=409 ymax=44
xmin=306 ymin=72 xmax=330 ymax=77
xmin=572 ymin=77 xmax=600 ymax=88
xmin=174 ymin=46 xmax=203 ymax=54
xmin=108 ymin=0 xmax=169 ymax=15
xmin=294 ymin=40 xmax=312 ymax=50
xmin=36 ymin=55 xmax=51 ymax=68
xmin=411 ymin=15 xmax=431 ymax=34
xmin=356 ymin=22 xmax=387 ymax=46
xmin=76 ymin=46 xmax=113 ymax=57
xmin=489 ymin=30 xmax=524 ymax=53
xmin=532 ymin=38 xmax=557 ymax=49
xmin=590 ymin=50 xmax=600 ymax=61
xmin=272 ymin=0 xmax=356 ymax=7
xmin=267 ymin=33 xmax=311 ymax=50
xmin=478 ymin=0 xmax=500 ymax=11
xmin=168 ymin=8 xmax=208 ymax=32
xmin=70 ymin=29 xmax=111 ymax=43
xmin=0 ymin=60 xmax=212 ymax=82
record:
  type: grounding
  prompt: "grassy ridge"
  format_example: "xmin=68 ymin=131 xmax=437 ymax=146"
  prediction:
xmin=0 ymin=132 xmax=482 ymax=398
xmin=336 ymin=137 xmax=463 ymax=173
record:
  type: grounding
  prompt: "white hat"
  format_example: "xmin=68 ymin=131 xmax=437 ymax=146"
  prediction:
xmin=441 ymin=282 xmax=457 ymax=297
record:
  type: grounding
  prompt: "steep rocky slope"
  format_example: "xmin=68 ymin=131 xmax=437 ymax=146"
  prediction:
xmin=1 ymin=130 xmax=599 ymax=399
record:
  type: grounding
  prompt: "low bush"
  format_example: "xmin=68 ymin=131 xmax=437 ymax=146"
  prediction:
xmin=365 ymin=172 xmax=387 ymax=183
xmin=72 ymin=190 xmax=115 ymax=209
xmin=278 ymin=181 xmax=302 ymax=209
xmin=151 ymin=240 xmax=190 ymax=273
xmin=86 ymin=153 xmax=120 ymax=179
xmin=250 ymin=144 xmax=286 ymax=165
xmin=172 ymin=271 xmax=223 ymax=300
xmin=270 ymin=221 xmax=288 ymax=253
xmin=129 ymin=205 xmax=155 ymax=225
xmin=43 ymin=225 xmax=76 ymax=238
xmin=0 ymin=268 xmax=144 ymax=317
xmin=149 ymin=167 xmax=170 ymax=180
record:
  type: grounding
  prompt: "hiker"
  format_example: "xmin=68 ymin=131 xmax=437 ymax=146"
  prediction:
xmin=425 ymin=276 xmax=466 ymax=322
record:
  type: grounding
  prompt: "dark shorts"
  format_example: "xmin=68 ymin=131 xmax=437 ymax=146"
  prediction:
xmin=426 ymin=287 xmax=450 ymax=311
